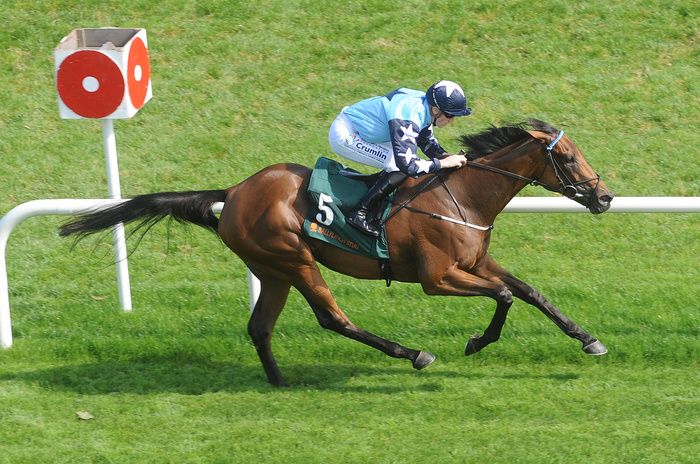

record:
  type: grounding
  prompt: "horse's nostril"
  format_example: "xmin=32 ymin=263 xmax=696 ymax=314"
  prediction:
xmin=599 ymin=194 xmax=613 ymax=204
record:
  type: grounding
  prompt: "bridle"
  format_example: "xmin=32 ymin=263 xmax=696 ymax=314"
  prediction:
xmin=463 ymin=130 xmax=601 ymax=203
xmin=384 ymin=130 xmax=601 ymax=231
xmin=542 ymin=131 xmax=601 ymax=200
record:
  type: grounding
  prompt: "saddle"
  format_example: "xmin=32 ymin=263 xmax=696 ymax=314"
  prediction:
xmin=303 ymin=157 xmax=394 ymax=260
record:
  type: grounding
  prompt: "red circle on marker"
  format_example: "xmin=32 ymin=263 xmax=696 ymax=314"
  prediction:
xmin=127 ymin=37 xmax=151 ymax=109
xmin=56 ymin=50 xmax=124 ymax=118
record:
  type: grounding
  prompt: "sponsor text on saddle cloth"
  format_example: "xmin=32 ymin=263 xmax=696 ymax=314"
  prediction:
xmin=303 ymin=157 xmax=394 ymax=259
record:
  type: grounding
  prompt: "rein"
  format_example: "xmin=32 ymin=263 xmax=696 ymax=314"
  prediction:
xmin=381 ymin=129 xmax=598 ymax=231
xmin=382 ymin=172 xmax=493 ymax=232
xmin=464 ymin=159 xmax=544 ymax=187
xmin=463 ymin=130 xmax=600 ymax=201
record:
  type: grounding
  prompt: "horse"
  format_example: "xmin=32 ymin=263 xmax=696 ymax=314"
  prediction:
xmin=60 ymin=119 xmax=614 ymax=387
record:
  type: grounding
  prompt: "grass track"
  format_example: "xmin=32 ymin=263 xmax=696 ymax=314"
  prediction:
xmin=1 ymin=1 xmax=699 ymax=462
xmin=1 ymin=364 xmax=697 ymax=463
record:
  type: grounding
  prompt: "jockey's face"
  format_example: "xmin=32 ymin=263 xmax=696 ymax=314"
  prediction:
xmin=430 ymin=106 xmax=455 ymax=128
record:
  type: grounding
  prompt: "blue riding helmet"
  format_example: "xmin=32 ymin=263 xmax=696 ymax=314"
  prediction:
xmin=426 ymin=80 xmax=472 ymax=117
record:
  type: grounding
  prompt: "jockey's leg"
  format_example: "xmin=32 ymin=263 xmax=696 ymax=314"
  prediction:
xmin=346 ymin=171 xmax=407 ymax=237
xmin=328 ymin=112 xmax=406 ymax=237
xmin=328 ymin=111 xmax=391 ymax=169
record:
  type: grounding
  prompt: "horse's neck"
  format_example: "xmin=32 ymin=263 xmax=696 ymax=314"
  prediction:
xmin=460 ymin=140 xmax=545 ymax=221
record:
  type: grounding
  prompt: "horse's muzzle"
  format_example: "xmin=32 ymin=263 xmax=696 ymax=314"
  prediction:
xmin=588 ymin=192 xmax=614 ymax=214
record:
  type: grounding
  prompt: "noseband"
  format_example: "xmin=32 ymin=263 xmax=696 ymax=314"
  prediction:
xmin=544 ymin=131 xmax=600 ymax=200
xmin=464 ymin=130 xmax=600 ymax=203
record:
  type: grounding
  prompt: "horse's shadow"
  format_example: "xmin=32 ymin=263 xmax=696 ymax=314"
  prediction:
xmin=1 ymin=353 xmax=580 ymax=394
xmin=3 ymin=357 xmax=269 ymax=395
xmin=0 ymin=354 xmax=463 ymax=394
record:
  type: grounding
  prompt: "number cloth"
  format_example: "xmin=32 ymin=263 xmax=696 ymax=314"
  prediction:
xmin=303 ymin=157 xmax=394 ymax=259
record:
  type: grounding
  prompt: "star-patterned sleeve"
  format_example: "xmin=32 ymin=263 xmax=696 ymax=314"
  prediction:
xmin=417 ymin=125 xmax=447 ymax=159
xmin=388 ymin=118 xmax=441 ymax=177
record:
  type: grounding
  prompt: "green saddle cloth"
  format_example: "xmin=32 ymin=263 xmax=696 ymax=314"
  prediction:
xmin=303 ymin=157 xmax=393 ymax=259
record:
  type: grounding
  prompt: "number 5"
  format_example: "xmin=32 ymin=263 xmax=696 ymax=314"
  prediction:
xmin=316 ymin=193 xmax=334 ymax=226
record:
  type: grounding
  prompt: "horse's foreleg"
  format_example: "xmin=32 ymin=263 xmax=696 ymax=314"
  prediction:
xmin=474 ymin=255 xmax=607 ymax=356
xmin=248 ymin=274 xmax=292 ymax=387
xmin=503 ymin=274 xmax=607 ymax=355
xmin=419 ymin=266 xmax=514 ymax=355
xmin=294 ymin=264 xmax=435 ymax=370
xmin=464 ymin=297 xmax=513 ymax=356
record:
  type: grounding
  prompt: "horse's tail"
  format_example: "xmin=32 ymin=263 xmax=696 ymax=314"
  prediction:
xmin=59 ymin=190 xmax=227 ymax=240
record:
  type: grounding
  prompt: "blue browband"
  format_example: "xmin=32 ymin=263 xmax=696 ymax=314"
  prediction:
xmin=546 ymin=130 xmax=565 ymax=152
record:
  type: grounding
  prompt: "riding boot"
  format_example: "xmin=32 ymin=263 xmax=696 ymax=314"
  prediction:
xmin=347 ymin=171 xmax=407 ymax=237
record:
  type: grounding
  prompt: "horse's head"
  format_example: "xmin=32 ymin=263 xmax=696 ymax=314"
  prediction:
xmin=460 ymin=120 xmax=614 ymax=214
xmin=527 ymin=124 xmax=614 ymax=214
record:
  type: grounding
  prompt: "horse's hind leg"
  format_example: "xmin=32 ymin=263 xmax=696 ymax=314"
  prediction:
xmin=247 ymin=275 xmax=292 ymax=387
xmin=293 ymin=264 xmax=435 ymax=370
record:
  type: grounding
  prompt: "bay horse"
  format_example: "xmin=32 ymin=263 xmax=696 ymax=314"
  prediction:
xmin=60 ymin=119 xmax=614 ymax=387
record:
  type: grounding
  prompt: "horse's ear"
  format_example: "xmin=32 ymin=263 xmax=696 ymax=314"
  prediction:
xmin=526 ymin=130 xmax=549 ymax=145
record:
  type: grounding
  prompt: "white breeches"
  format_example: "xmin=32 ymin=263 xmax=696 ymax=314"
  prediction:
xmin=328 ymin=110 xmax=399 ymax=172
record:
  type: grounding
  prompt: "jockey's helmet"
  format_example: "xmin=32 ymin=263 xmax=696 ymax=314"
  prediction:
xmin=426 ymin=80 xmax=472 ymax=117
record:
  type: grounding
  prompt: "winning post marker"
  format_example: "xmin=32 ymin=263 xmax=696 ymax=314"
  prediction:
xmin=55 ymin=28 xmax=153 ymax=310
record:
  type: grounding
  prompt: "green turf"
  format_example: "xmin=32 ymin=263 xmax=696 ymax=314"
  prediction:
xmin=1 ymin=0 xmax=699 ymax=462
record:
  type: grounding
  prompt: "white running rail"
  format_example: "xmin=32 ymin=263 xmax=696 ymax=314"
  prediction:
xmin=2 ymin=196 xmax=699 ymax=348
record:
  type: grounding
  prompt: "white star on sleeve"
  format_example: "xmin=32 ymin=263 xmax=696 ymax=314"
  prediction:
xmin=415 ymin=159 xmax=433 ymax=174
xmin=399 ymin=124 xmax=419 ymax=143
xmin=435 ymin=80 xmax=463 ymax=98
xmin=398 ymin=146 xmax=416 ymax=163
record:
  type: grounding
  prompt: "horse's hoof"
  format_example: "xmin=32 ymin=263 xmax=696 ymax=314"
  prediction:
xmin=464 ymin=336 xmax=480 ymax=356
xmin=267 ymin=374 xmax=289 ymax=388
xmin=582 ymin=340 xmax=608 ymax=356
xmin=413 ymin=351 xmax=436 ymax=370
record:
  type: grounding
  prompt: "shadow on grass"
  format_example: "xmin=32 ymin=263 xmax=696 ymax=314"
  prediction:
xmin=0 ymin=353 xmax=583 ymax=395
xmin=0 ymin=354 xmax=479 ymax=394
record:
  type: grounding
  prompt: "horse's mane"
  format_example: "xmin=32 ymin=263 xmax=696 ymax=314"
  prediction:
xmin=460 ymin=118 xmax=559 ymax=159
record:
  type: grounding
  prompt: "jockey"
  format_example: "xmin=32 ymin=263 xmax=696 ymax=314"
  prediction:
xmin=328 ymin=80 xmax=472 ymax=236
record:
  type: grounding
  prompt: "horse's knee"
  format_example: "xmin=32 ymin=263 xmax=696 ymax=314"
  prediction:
xmin=497 ymin=287 xmax=513 ymax=305
xmin=312 ymin=307 xmax=352 ymax=334
xmin=313 ymin=309 xmax=339 ymax=331
xmin=247 ymin=320 xmax=271 ymax=346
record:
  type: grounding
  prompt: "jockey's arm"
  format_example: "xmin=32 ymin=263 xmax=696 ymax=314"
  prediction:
xmin=388 ymin=118 xmax=441 ymax=176
xmin=415 ymin=124 xmax=466 ymax=169
xmin=417 ymin=124 xmax=447 ymax=159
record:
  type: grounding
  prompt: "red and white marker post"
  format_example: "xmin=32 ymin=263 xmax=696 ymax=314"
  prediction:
xmin=55 ymin=28 xmax=153 ymax=311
